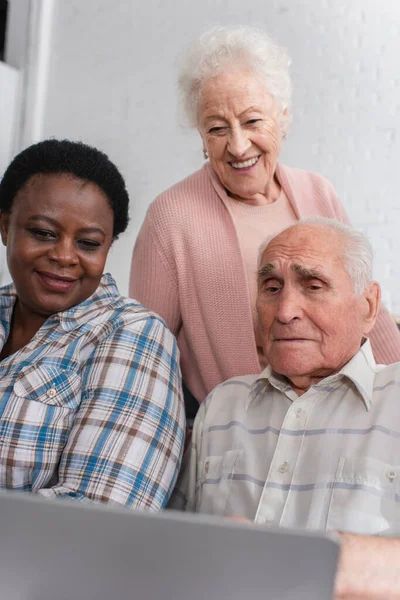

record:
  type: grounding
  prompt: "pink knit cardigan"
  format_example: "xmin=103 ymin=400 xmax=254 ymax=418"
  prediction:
xmin=130 ymin=163 xmax=400 ymax=402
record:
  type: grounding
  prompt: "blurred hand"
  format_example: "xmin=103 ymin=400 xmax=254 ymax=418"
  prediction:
xmin=334 ymin=532 xmax=400 ymax=599
xmin=228 ymin=515 xmax=251 ymax=523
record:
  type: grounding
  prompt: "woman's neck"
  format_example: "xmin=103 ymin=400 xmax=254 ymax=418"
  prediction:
xmin=227 ymin=173 xmax=281 ymax=206
xmin=0 ymin=300 xmax=46 ymax=361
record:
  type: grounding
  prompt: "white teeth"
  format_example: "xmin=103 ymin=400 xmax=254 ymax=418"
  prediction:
xmin=231 ymin=156 xmax=259 ymax=169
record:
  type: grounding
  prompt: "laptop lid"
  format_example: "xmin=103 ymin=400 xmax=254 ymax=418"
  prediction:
xmin=0 ymin=492 xmax=339 ymax=600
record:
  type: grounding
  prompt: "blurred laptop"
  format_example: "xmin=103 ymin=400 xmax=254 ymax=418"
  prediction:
xmin=0 ymin=492 xmax=339 ymax=600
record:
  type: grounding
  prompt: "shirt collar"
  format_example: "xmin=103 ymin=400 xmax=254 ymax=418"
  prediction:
xmin=0 ymin=273 xmax=120 ymax=334
xmin=247 ymin=339 xmax=376 ymax=411
xmin=58 ymin=273 xmax=120 ymax=331
xmin=0 ymin=282 xmax=17 ymax=311
xmin=0 ymin=283 xmax=17 ymax=344
xmin=332 ymin=339 xmax=375 ymax=410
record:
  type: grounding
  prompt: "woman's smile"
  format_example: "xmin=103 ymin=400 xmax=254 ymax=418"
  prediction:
xmin=36 ymin=270 xmax=79 ymax=293
xmin=230 ymin=155 xmax=260 ymax=170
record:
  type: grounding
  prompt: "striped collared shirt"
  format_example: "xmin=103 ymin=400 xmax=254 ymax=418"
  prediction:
xmin=171 ymin=340 xmax=400 ymax=535
xmin=0 ymin=273 xmax=185 ymax=510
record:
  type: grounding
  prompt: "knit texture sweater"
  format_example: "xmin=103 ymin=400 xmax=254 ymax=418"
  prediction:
xmin=130 ymin=163 xmax=400 ymax=402
xmin=225 ymin=187 xmax=297 ymax=368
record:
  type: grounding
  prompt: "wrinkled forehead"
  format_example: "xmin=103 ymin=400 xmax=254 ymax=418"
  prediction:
xmin=259 ymin=226 xmax=346 ymax=274
xmin=199 ymin=66 xmax=277 ymax=115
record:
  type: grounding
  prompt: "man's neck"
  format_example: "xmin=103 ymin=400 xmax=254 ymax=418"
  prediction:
xmin=277 ymin=342 xmax=368 ymax=396
xmin=289 ymin=375 xmax=327 ymax=396
xmin=287 ymin=366 xmax=347 ymax=396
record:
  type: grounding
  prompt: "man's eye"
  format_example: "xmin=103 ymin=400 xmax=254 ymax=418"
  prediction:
xmin=263 ymin=283 xmax=281 ymax=293
xmin=247 ymin=119 xmax=261 ymax=125
xmin=308 ymin=284 xmax=323 ymax=291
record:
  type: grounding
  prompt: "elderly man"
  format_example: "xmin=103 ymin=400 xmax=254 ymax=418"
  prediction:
xmin=171 ymin=218 xmax=400 ymax=598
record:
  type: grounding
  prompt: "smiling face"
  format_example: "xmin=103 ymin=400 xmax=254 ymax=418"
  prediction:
xmin=198 ymin=65 xmax=284 ymax=202
xmin=256 ymin=225 xmax=380 ymax=391
xmin=0 ymin=173 xmax=114 ymax=324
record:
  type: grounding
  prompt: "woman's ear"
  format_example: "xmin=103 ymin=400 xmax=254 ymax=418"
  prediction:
xmin=362 ymin=281 xmax=381 ymax=335
xmin=0 ymin=211 xmax=10 ymax=247
xmin=198 ymin=127 xmax=205 ymax=142
xmin=279 ymin=107 xmax=290 ymax=140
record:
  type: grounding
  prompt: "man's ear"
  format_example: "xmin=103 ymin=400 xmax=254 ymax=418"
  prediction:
xmin=362 ymin=281 xmax=381 ymax=335
xmin=0 ymin=211 xmax=10 ymax=247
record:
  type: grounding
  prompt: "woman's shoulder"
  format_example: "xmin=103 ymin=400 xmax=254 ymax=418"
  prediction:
xmin=278 ymin=162 xmax=348 ymax=221
xmin=149 ymin=165 xmax=215 ymax=216
xmin=81 ymin=292 xmax=176 ymax=348
xmin=68 ymin=275 xmax=170 ymax=335
xmin=97 ymin=292 xmax=169 ymax=327
xmin=278 ymin=163 xmax=336 ymax=194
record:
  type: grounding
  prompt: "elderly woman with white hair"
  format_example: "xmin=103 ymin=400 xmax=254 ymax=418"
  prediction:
xmin=130 ymin=25 xmax=400 ymax=409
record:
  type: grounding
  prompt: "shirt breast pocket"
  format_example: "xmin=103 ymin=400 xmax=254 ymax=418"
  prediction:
xmin=327 ymin=456 xmax=400 ymax=535
xmin=13 ymin=363 xmax=81 ymax=409
xmin=0 ymin=363 xmax=81 ymax=490
xmin=198 ymin=449 xmax=242 ymax=515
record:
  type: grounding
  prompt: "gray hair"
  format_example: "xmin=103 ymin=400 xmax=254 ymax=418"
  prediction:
xmin=258 ymin=217 xmax=373 ymax=295
xmin=178 ymin=25 xmax=292 ymax=132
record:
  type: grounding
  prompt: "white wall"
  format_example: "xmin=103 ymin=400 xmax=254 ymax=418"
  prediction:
xmin=9 ymin=0 xmax=400 ymax=314
xmin=0 ymin=61 xmax=20 ymax=285
xmin=0 ymin=62 xmax=19 ymax=180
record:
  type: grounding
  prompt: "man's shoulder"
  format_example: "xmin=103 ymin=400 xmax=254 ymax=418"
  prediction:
xmin=373 ymin=360 xmax=400 ymax=388
xmin=202 ymin=374 xmax=260 ymax=416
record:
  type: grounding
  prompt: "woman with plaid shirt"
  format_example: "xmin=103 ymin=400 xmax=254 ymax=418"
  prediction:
xmin=0 ymin=139 xmax=185 ymax=510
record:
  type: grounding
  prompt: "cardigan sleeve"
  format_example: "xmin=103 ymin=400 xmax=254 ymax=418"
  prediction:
xmin=369 ymin=307 xmax=400 ymax=364
xmin=325 ymin=179 xmax=400 ymax=364
xmin=129 ymin=207 xmax=181 ymax=336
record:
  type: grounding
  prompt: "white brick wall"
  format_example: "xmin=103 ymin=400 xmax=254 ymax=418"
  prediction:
xmin=16 ymin=0 xmax=400 ymax=313
xmin=276 ymin=0 xmax=400 ymax=315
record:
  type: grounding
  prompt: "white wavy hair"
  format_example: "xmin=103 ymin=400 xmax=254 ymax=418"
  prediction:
xmin=258 ymin=217 xmax=373 ymax=295
xmin=178 ymin=25 xmax=292 ymax=133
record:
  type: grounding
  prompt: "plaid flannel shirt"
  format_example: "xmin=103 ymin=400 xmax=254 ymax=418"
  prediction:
xmin=0 ymin=273 xmax=185 ymax=510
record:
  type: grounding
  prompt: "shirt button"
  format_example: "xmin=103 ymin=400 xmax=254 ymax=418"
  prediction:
xmin=295 ymin=408 xmax=303 ymax=418
xmin=278 ymin=462 xmax=289 ymax=474
xmin=387 ymin=469 xmax=397 ymax=482
xmin=258 ymin=515 xmax=272 ymax=524
xmin=46 ymin=388 xmax=57 ymax=399
xmin=17 ymin=372 xmax=24 ymax=379
xmin=257 ymin=507 xmax=275 ymax=524
xmin=204 ymin=460 xmax=210 ymax=474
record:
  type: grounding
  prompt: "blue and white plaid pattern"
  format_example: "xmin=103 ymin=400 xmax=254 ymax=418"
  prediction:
xmin=0 ymin=273 xmax=185 ymax=510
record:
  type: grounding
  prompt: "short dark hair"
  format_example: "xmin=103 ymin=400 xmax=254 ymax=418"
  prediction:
xmin=0 ymin=139 xmax=130 ymax=239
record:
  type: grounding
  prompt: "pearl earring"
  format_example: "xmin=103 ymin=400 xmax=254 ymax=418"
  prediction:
xmin=203 ymin=149 xmax=208 ymax=160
